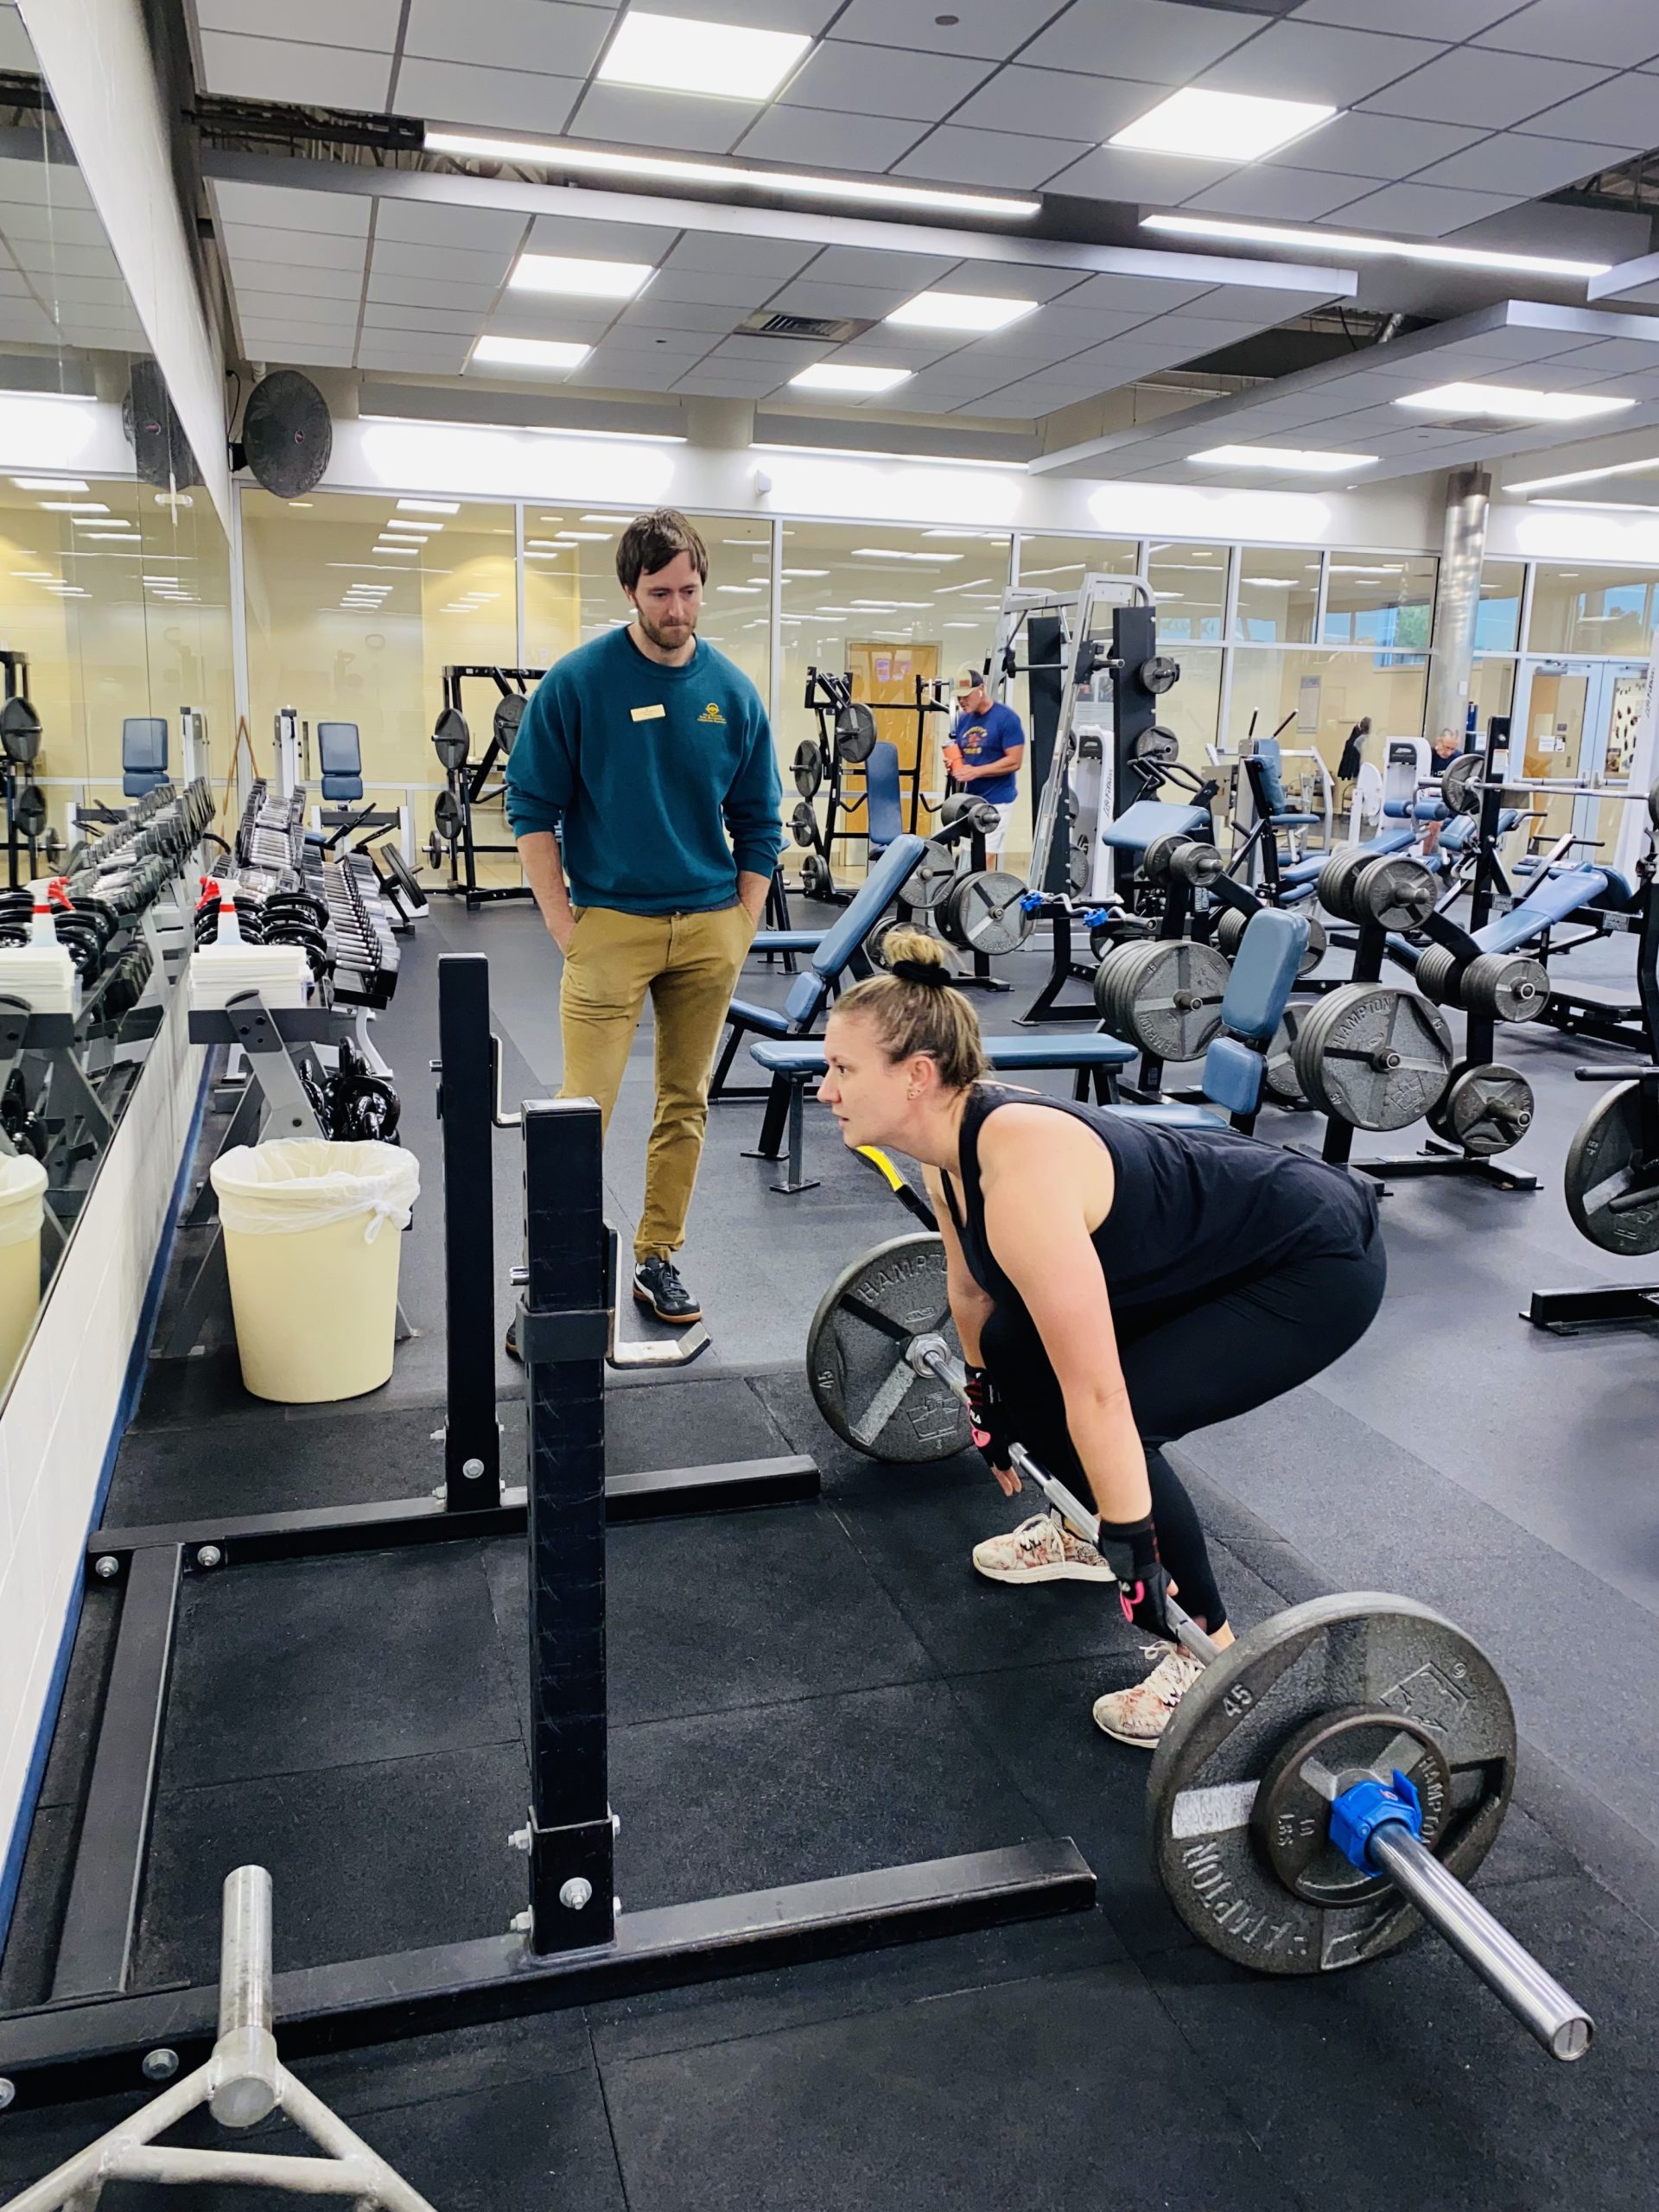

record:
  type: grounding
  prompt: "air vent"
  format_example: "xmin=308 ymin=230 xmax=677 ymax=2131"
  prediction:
xmin=738 ymin=311 xmax=874 ymax=342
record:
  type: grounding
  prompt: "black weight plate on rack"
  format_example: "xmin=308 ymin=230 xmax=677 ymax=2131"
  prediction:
xmin=1459 ymin=951 xmax=1549 ymax=1025
xmin=938 ymin=870 xmax=1034 ymax=957
xmin=791 ymin=800 xmax=818 ymax=849
xmin=434 ymin=789 xmax=463 ymax=845
xmin=909 ymin=843 xmax=958 ymax=913
xmin=1433 ymin=1062 xmax=1535 ymax=1157
xmin=1564 ymin=1081 xmax=1659 ymax=1255
xmin=1355 ymin=855 xmax=1436 ymax=931
xmin=792 ymin=741 xmax=823 ymax=800
xmin=801 ymin=851 xmax=835 ymax=902
xmin=1147 ymin=1592 xmax=1516 ymax=1975
xmin=15 ymin=784 xmax=47 ymax=838
xmin=1131 ymin=724 xmax=1179 ymax=765
xmin=493 ymin=692 xmax=526 ymax=754
xmin=835 ymin=702 xmax=877 ymax=764
xmin=1440 ymin=753 xmax=1484 ymax=817
xmin=1292 ymin=983 xmax=1452 ymax=1133
xmin=805 ymin=1233 xmax=970 ymax=1462
xmin=1137 ymin=655 xmax=1180 ymax=696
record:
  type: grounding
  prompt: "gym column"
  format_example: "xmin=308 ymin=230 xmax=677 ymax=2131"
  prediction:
xmin=519 ymin=1097 xmax=617 ymax=1952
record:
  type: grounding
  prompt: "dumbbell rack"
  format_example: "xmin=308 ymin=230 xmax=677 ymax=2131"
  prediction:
xmin=156 ymin=993 xmax=409 ymax=1360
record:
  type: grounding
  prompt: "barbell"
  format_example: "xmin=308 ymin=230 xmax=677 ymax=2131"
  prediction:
xmin=804 ymin=1239 xmax=1592 ymax=2061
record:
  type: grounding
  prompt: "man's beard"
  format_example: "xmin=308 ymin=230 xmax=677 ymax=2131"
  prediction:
xmin=637 ymin=607 xmax=698 ymax=652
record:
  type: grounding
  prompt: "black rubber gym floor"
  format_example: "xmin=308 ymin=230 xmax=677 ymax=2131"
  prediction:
xmin=2 ymin=899 xmax=1656 ymax=2208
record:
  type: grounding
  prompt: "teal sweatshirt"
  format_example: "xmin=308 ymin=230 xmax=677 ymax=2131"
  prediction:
xmin=504 ymin=628 xmax=784 ymax=914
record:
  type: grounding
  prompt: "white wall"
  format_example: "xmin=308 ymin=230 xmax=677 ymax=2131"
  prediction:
xmin=18 ymin=0 xmax=232 ymax=531
xmin=0 ymin=982 xmax=202 ymax=1947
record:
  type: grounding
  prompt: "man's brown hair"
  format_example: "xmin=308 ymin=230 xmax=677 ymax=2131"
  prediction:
xmin=615 ymin=508 xmax=709 ymax=594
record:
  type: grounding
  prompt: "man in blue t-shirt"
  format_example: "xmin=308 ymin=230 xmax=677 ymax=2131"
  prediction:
xmin=943 ymin=665 xmax=1024 ymax=855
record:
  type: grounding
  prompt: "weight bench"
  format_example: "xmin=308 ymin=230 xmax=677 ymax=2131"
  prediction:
xmin=710 ymin=832 xmax=929 ymax=1102
xmin=1106 ymin=906 xmax=1308 ymax=1136
xmin=1478 ymin=861 xmax=1635 ymax=952
xmin=747 ymin=1031 xmax=1136 ymax=1196
xmin=1099 ymin=796 xmax=1212 ymax=862
xmin=1280 ymin=826 xmax=1414 ymax=899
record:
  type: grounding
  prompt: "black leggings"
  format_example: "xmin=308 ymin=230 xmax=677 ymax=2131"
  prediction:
xmin=979 ymin=1225 xmax=1387 ymax=1631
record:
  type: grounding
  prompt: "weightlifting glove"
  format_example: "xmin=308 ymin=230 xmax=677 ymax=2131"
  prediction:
xmin=962 ymin=1363 xmax=1014 ymax=1473
xmin=1096 ymin=1515 xmax=1176 ymax=1641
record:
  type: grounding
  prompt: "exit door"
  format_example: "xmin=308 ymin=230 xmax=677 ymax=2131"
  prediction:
xmin=1511 ymin=657 xmax=1649 ymax=865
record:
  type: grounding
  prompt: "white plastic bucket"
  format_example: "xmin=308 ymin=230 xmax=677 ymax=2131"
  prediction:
xmin=0 ymin=1153 xmax=47 ymax=1380
xmin=209 ymin=1139 xmax=420 ymax=1402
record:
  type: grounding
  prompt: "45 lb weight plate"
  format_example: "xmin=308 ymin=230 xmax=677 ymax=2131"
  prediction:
xmin=805 ymin=1233 xmax=970 ymax=1462
xmin=1292 ymin=984 xmax=1452 ymax=1131
xmin=1093 ymin=938 xmax=1228 ymax=1063
xmin=835 ymin=702 xmax=877 ymax=765
xmin=792 ymin=741 xmax=823 ymax=800
xmin=938 ymin=870 xmax=1035 ymax=957
xmin=1564 ymin=1081 xmax=1659 ymax=1255
xmin=433 ymin=788 xmax=463 ymax=846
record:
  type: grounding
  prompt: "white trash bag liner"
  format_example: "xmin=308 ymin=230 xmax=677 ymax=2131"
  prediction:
xmin=210 ymin=1140 xmax=419 ymax=1241
xmin=0 ymin=1152 xmax=48 ymax=1243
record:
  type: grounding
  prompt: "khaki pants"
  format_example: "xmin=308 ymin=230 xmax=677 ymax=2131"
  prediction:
xmin=559 ymin=902 xmax=753 ymax=1262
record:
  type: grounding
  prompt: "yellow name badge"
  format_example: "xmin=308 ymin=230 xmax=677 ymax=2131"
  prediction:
xmin=631 ymin=703 xmax=666 ymax=723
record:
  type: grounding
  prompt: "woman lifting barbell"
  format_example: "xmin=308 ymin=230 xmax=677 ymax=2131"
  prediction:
xmin=817 ymin=928 xmax=1387 ymax=1747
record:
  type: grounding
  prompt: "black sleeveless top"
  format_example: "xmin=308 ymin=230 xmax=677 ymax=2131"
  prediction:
xmin=941 ymin=1084 xmax=1378 ymax=1317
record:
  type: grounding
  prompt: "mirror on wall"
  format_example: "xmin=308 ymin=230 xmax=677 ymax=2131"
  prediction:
xmin=0 ymin=22 xmax=234 ymax=1396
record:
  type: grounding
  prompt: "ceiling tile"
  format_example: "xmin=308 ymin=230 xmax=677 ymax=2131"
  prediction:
xmin=1548 ymin=335 xmax=1659 ymax=373
xmin=571 ymin=357 xmax=690 ymax=388
xmin=524 ymin=213 xmax=682 ymax=260
xmin=1181 ymin=164 xmax=1384 ymax=219
xmin=1020 ymin=0 xmax=1269 ymax=80
xmin=615 ymin=296 xmax=745 ymax=334
xmin=1473 ymin=0 xmax=1659 ymax=66
xmin=1255 ymin=111 xmax=1489 ymax=176
xmin=365 ymin=270 xmax=502 ymax=310
xmin=1291 ymin=0 xmax=1514 ymax=30
xmin=648 ymin=264 xmax=790 ymax=307
xmin=9 ymin=238 xmax=118 ymax=281
xmin=1039 ymin=144 xmax=1241 ymax=200
xmin=1320 ymin=180 xmax=1522 ymax=233
xmin=830 ymin=0 xmax=1071 ymax=62
xmin=764 ymin=278 xmax=922 ymax=318
xmin=224 ymin=256 xmax=365 ymax=299
xmin=245 ymin=339 xmax=357 ymax=367
xmin=806 ymin=245 xmax=963 ymax=289
xmin=891 ymin=124 xmax=1093 ymax=190
xmin=0 ymin=13 xmax=34 ymax=70
xmin=0 ymin=156 xmax=93 ymax=212
xmin=1196 ymin=21 xmax=1446 ymax=105
xmin=777 ymin=40 xmax=993 ymax=120
xmin=237 ymin=289 xmax=362 ymax=329
xmin=570 ymin=85 xmax=762 ymax=154
xmin=734 ymin=104 xmax=929 ymax=168
xmin=373 ymin=200 xmax=527 ymax=253
xmin=1518 ymin=76 xmax=1659 ymax=146
xmin=672 ymin=367 xmax=791 ymax=395
xmin=196 ymin=0 xmax=400 ymax=48
xmin=640 ymin=0 xmax=841 ymax=29
xmin=1359 ymin=47 xmax=1613 ymax=128
xmin=213 ymin=181 xmax=371 ymax=236
xmin=369 ymin=238 xmax=516 ymax=284
xmin=223 ymin=223 xmax=368 ymax=273
xmin=198 ymin=30 xmax=392 ymax=109
xmin=393 ymin=58 xmax=586 ymax=134
xmin=1412 ymin=132 xmax=1624 ymax=194
xmin=358 ymin=334 xmax=473 ymax=371
xmin=1059 ymin=273 xmax=1215 ymax=315
xmin=0 ymin=205 xmax=110 ymax=251
xmin=359 ymin=300 xmax=483 ymax=334
xmin=708 ymin=334 xmax=830 ymax=363
xmin=950 ymin=64 xmax=1173 ymax=142
xmin=480 ymin=296 xmax=619 ymax=341
xmin=660 ymin=233 xmax=817 ymax=280
xmin=401 ymin=0 xmax=609 ymax=72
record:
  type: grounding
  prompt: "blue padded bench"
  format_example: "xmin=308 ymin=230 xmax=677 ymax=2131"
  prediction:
xmin=747 ymin=1032 xmax=1135 ymax=1195
xmin=1387 ymin=861 xmax=1637 ymax=981
xmin=711 ymin=833 xmax=928 ymax=1100
xmin=1099 ymin=798 xmax=1212 ymax=855
xmin=1105 ymin=906 xmax=1309 ymax=1135
xmin=1280 ymin=826 xmax=1414 ymax=897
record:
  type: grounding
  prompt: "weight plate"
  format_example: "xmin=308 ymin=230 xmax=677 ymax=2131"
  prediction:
xmin=1315 ymin=848 xmax=1370 ymax=924
xmin=1138 ymin=655 xmax=1181 ymax=696
xmin=835 ymin=702 xmax=877 ymax=765
xmin=1215 ymin=907 xmax=1246 ymax=962
xmin=1131 ymin=725 xmax=1179 ymax=766
xmin=1088 ymin=912 xmax=1150 ymax=963
xmin=791 ymin=799 xmax=818 ymax=849
xmin=432 ymin=706 xmax=470 ymax=772
xmin=1355 ymin=855 xmax=1436 ymax=931
xmin=801 ymin=851 xmax=834 ymax=903
xmin=1068 ymin=831 xmax=1090 ymax=894
xmin=938 ymin=869 xmax=1035 ymax=957
xmin=940 ymin=794 xmax=1001 ymax=836
xmin=1147 ymin=1592 xmax=1516 ymax=1976
xmin=433 ymin=788 xmax=463 ymax=845
xmin=804 ymin=1232 xmax=970 ymax=1462
xmin=1297 ymin=911 xmax=1326 ymax=980
xmin=1292 ymin=983 xmax=1453 ymax=1133
xmin=493 ymin=692 xmax=526 ymax=754
xmin=908 ymin=842 xmax=958 ymax=913
xmin=1094 ymin=938 xmax=1229 ymax=1063
xmin=1412 ymin=943 xmax=1459 ymax=1007
xmin=1564 ymin=1080 xmax=1659 ymax=1255
xmin=15 ymin=783 xmax=46 ymax=838
xmin=1440 ymin=753 xmax=1484 ymax=818
xmin=426 ymin=834 xmax=442 ymax=871
xmin=1460 ymin=950 xmax=1549 ymax=1026
xmin=1262 ymin=1010 xmax=1312 ymax=1111
xmin=792 ymin=740 xmax=824 ymax=801
xmin=1433 ymin=1062 xmax=1534 ymax=1158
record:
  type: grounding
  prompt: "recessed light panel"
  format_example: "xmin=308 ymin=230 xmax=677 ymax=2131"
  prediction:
xmin=787 ymin=365 xmax=912 ymax=395
xmin=1112 ymin=88 xmax=1336 ymax=162
xmin=886 ymin=292 xmax=1037 ymax=334
xmin=1396 ymin=384 xmax=1637 ymax=423
xmin=509 ymin=253 xmax=655 ymax=301
xmin=471 ymin=336 xmax=592 ymax=372
xmin=1190 ymin=445 xmax=1379 ymax=474
xmin=598 ymin=10 xmax=810 ymax=100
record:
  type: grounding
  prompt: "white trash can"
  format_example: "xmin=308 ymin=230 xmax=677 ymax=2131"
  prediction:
xmin=209 ymin=1139 xmax=420 ymax=1403
xmin=0 ymin=1152 xmax=48 ymax=1380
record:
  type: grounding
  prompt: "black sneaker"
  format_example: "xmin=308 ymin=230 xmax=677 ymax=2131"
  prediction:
xmin=632 ymin=1256 xmax=702 ymax=1325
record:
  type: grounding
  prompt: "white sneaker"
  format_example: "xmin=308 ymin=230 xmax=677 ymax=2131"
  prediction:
xmin=971 ymin=1510 xmax=1115 ymax=1586
xmin=1092 ymin=1643 xmax=1205 ymax=1749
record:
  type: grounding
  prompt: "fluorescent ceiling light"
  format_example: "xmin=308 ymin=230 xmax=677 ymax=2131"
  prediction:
xmin=752 ymin=442 xmax=1013 ymax=471
xmin=141 ymin=575 xmax=176 ymax=586
xmin=851 ymin=546 xmax=962 ymax=562
xmin=1189 ymin=444 xmax=1379 ymax=474
xmin=1141 ymin=212 xmax=1611 ymax=280
xmin=470 ymin=336 xmax=592 ymax=372
xmin=1241 ymin=575 xmax=1302 ymax=588
xmin=384 ymin=521 xmax=440 ymax=533
xmin=1395 ymin=383 xmax=1636 ymax=423
xmin=398 ymin=498 xmax=459 ymax=513
xmin=80 ymin=531 xmax=138 ymax=541
xmin=424 ymin=129 xmax=1039 ymax=221
xmin=782 ymin=568 xmax=828 ymax=576
xmin=787 ymin=365 xmax=912 ymax=395
xmin=41 ymin=500 xmax=106 ymax=512
xmin=73 ymin=515 xmax=131 ymax=527
xmin=580 ymin=514 xmax=619 ymax=523
xmin=1528 ymin=497 xmax=1659 ymax=512
xmin=1328 ymin=563 xmax=1403 ymax=574
xmin=526 ymin=540 xmax=567 ymax=550
xmin=376 ymin=543 xmax=421 ymax=555
xmin=509 ymin=252 xmax=654 ymax=300
xmin=716 ymin=583 xmax=764 ymax=593
xmin=598 ymin=10 xmax=810 ymax=100
xmin=559 ymin=530 xmax=612 ymax=540
xmin=886 ymin=291 xmax=1037 ymax=334
xmin=1111 ymin=87 xmax=1336 ymax=162
xmin=13 ymin=477 xmax=88 ymax=491
xmin=12 ymin=571 xmax=53 ymax=580
xmin=1509 ymin=456 xmax=1659 ymax=495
